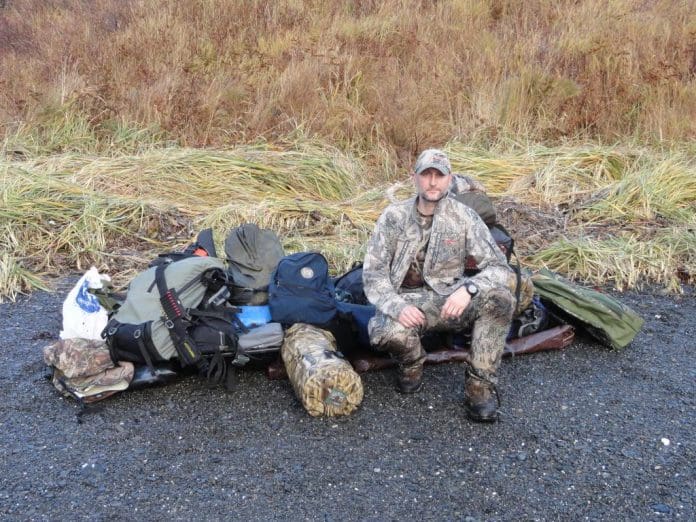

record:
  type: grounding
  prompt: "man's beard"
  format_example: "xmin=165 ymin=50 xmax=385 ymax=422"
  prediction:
xmin=420 ymin=189 xmax=448 ymax=202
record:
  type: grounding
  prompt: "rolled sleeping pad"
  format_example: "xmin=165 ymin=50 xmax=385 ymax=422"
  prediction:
xmin=281 ymin=323 xmax=363 ymax=417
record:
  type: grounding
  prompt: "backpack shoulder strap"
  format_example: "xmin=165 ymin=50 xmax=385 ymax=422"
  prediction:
xmin=154 ymin=264 xmax=202 ymax=367
xmin=154 ymin=265 xmax=235 ymax=386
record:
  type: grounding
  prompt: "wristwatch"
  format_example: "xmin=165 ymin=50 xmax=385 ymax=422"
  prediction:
xmin=465 ymin=282 xmax=479 ymax=297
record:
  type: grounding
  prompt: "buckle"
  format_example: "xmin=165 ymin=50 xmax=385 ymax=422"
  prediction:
xmin=164 ymin=320 xmax=174 ymax=329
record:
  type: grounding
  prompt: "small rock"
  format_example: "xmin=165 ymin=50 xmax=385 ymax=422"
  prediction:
xmin=621 ymin=448 xmax=640 ymax=459
xmin=650 ymin=503 xmax=672 ymax=514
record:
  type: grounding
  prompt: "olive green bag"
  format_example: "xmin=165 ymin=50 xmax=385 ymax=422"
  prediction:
xmin=531 ymin=269 xmax=644 ymax=349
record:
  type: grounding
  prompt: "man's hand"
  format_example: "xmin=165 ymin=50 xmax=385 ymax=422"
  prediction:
xmin=398 ymin=305 xmax=427 ymax=329
xmin=440 ymin=287 xmax=472 ymax=320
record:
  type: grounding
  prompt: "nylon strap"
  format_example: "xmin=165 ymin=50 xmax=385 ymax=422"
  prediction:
xmin=154 ymin=264 xmax=201 ymax=366
xmin=495 ymin=223 xmax=522 ymax=308
xmin=134 ymin=327 xmax=157 ymax=376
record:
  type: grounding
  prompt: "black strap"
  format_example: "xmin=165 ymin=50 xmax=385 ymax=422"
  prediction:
xmin=492 ymin=223 xmax=522 ymax=308
xmin=154 ymin=264 xmax=201 ymax=367
xmin=190 ymin=307 xmax=248 ymax=334
xmin=134 ymin=327 xmax=157 ymax=375
xmin=204 ymin=352 xmax=228 ymax=388
xmin=510 ymin=251 xmax=522 ymax=310
xmin=103 ymin=318 xmax=119 ymax=364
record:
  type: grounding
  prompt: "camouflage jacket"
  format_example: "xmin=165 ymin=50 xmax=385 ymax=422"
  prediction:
xmin=363 ymin=195 xmax=512 ymax=320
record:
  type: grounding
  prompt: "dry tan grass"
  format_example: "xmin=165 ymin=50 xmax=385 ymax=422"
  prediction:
xmin=2 ymin=141 xmax=694 ymax=301
xmin=2 ymin=1 xmax=694 ymax=302
xmin=1 ymin=0 xmax=695 ymax=160
xmin=446 ymin=141 xmax=695 ymax=290
xmin=0 ymin=143 xmax=381 ymax=300
xmin=529 ymin=228 xmax=696 ymax=293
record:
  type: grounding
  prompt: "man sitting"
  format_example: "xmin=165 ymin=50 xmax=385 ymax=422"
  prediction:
xmin=362 ymin=149 xmax=514 ymax=422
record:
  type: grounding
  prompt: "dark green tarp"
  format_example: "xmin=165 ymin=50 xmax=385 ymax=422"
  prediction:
xmin=532 ymin=269 xmax=644 ymax=349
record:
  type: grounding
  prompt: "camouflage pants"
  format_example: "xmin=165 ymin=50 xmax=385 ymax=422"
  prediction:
xmin=368 ymin=286 xmax=514 ymax=381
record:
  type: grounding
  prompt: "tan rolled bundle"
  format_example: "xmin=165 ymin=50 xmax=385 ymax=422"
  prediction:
xmin=281 ymin=323 xmax=363 ymax=417
xmin=508 ymin=270 xmax=535 ymax=316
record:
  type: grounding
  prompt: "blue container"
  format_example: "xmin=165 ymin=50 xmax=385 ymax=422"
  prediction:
xmin=238 ymin=305 xmax=272 ymax=328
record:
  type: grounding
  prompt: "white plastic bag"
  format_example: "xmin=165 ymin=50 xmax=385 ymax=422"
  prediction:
xmin=60 ymin=267 xmax=111 ymax=340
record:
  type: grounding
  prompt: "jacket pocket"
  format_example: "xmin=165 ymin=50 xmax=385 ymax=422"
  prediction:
xmin=430 ymin=232 xmax=464 ymax=275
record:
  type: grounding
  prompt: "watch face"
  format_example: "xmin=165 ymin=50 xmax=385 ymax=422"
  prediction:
xmin=467 ymin=283 xmax=478 ymax=295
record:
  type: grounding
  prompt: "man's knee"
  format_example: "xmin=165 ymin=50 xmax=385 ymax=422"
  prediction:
xmin=478 ymin=286 xmax=515 ymax=321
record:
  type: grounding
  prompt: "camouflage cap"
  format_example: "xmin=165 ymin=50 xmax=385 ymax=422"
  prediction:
xmin=414 ymin=149 xmax=451 ymax=176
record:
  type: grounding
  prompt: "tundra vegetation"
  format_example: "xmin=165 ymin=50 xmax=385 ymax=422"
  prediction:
xmin=1 ymin=0 xmax=694 ymax=301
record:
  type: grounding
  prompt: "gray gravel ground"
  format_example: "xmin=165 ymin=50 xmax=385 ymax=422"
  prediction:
xmin=1 ymin=279 xmax=693 ymax=521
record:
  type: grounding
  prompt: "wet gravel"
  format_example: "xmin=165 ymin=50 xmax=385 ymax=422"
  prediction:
xmin=0 ymin=279 xmax=693 ymax=521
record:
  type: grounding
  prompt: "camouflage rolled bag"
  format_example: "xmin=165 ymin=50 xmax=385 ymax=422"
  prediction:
xmin=532 ymin=269 xmax=644 ymax=349
xmin=43 ymin=338 xmax=134 ymax=403
xmin=281 ymin=323 xmax=363 ymax=417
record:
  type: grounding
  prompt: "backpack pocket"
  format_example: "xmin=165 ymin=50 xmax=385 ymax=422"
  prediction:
xmin=188 ymin=314 xmax=238 ymax=357
xmin=104 ymin=321 xmax=166 ymax=367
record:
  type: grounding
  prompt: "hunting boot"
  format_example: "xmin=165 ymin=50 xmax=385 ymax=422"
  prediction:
xmin=395 ymin=335 xmax=425 ymax=394
xmin=397 ymin=360 xmax=424 ymax=394
xmin=464 ymin=367 xmax=499 ymax=422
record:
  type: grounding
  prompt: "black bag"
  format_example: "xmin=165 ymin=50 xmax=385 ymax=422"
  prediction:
xmin=149 ymin=228 xmax=217 ymax=268
xmin=489 ymin=224 xmax=514 ymax=262
xmin=333 ymin=263 xmax=375 ymax=349
xmin=188 ymin=308 xmax=240 ymax=356
xmin=333 ymin=263 xmax=369 ymax=305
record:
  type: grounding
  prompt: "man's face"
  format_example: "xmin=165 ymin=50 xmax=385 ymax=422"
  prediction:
xmin=414 ymin=167 xmax=451 ymax=203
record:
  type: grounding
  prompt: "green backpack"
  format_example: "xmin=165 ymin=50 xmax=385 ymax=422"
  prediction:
xmin=103 ymin=256 xmax=240 ymax=385
xmin=531 ymin=269 xmax=644 ymax=349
